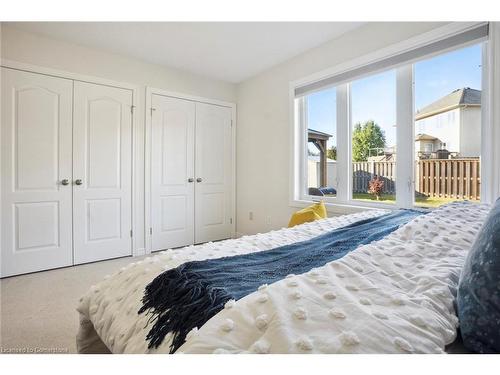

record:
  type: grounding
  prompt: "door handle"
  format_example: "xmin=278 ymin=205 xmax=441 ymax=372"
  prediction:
xmin=196 ymin=178 xmax=202 ymax=183
xmin=75 ymin=179 xmax=83 ymax=185
xmin=61 ymin=179 xmax=70 ymax=186
xmin=188 ymin=178 xmax=194 ymax=183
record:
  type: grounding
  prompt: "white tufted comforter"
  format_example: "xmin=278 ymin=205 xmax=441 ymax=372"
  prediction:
xmin=76 ymin=201 xmax=490 ymax=354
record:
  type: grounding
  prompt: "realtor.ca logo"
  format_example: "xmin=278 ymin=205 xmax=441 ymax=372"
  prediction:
xmin=0 ymin=346 xmax=69 ymax=354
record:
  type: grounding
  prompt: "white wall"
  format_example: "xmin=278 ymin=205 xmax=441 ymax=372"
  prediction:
xmin=236 ymin=22 xmax=448 ymax=235
xmin=0 ymin=24 xmax=236 ymax=254
xmin=0 ymin=25 xmax=236 ymax=102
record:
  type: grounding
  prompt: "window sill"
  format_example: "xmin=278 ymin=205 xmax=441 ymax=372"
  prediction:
xmin=290 ymin=198 xmax=398 ymax=215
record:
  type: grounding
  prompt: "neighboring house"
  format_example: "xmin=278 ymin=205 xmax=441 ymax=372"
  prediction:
xmin=414 ymin=133 xmax=442 ymax=157
xmin=415 ymin=87 xmax=481 ymax=158
xmin=367 ymin=147 xmax=396 ymax=163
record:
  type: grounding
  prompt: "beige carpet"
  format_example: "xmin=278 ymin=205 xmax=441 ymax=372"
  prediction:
xmin=0 ymin=255 xmax=144 ymax=354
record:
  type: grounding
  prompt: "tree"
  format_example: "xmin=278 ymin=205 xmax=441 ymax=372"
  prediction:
xmin=327 ymin=146 xmax=337 ymax=160
xmin=352 ymin=120 xmax=386 ymax=162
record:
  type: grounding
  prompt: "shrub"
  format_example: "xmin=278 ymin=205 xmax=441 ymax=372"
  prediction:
xmin=368 ymin=176 xmax=384 ymax=200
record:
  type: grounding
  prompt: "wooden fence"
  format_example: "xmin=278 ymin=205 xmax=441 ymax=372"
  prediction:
xmin=416 ymin=158 xmax=480 ymax=200
xmin=352 ymin=158 xmax=480 ymax=200
xmin=352 ymin=161 xmax=396 ymax=194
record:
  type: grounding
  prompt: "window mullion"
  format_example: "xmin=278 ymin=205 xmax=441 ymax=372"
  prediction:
xmin=395 ymin=65 xmax=414 ymax=208
xmin=336 ymin=83 xmax=350 ymax=203
xmin=299 ymin=96 xmax=308 ymax=200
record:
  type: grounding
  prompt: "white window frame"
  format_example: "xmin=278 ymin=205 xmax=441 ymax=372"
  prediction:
xmin=290 ymin=22 xmax=499 ymax=213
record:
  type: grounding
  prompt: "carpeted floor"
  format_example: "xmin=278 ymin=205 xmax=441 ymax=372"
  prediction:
xmin=0 ymin=255 xmax=144 ymax=354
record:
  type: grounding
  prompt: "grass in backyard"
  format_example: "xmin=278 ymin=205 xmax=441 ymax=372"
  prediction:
xmin=352 ymin=193 xmax=396 ymax=204
xmin=352 ymin=193 xmax=461 ymax=208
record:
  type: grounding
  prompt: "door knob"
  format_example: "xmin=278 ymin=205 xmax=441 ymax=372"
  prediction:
xmin=188 ymin=178 xmax=194 ymax=183
xmin=196 ymin=178 xmax=202 ymax=183
xmin=75 ymin=179 xmax=83 ymax=185
xmin=61 ymin=179 xmax=70 ymax=186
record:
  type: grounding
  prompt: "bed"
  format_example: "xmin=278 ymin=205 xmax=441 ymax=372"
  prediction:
xmin=76 ymin=201 xmax=490 ymax=354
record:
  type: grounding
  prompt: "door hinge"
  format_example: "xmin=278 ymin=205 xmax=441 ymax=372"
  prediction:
xmin=130 ymin=230 xmax=133 ymax=238
xmin=231 ymin=120 xmax=233 ymax=127
xmin=230 ymin=218 xmax=233 ymax=224
xmin=150 ymin=107 xmax=156 ymax=116
xmin=149 ymin=227 xmax=153 ymax=235
xmin=130 ymin=105 xmax=136 ymax=114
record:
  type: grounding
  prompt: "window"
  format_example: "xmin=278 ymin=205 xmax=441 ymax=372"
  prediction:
xmin=305 ymin=88 xmax=337 ymax=197
xmin=350 ymin=70 xmax=396 ymax=204
xmin=292 ymin=24 xmax=489 ymax=209
xmin=414 ymin=44 xmax=482 ymax=207
xmin=424 ymin=143 xmax=433 ymax=153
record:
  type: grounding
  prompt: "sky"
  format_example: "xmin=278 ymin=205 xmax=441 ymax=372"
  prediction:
xmin=307 ymin=43 xmax=482 ymax=152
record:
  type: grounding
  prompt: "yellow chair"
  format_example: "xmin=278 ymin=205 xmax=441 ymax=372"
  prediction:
xmin=288 ymin=201 xmax=327 ymax=228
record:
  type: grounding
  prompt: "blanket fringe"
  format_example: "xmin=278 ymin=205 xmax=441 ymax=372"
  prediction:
xmin=138 ymin=264 xmax=231 ymax=353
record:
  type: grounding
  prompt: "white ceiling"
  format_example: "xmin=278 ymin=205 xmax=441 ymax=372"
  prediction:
xmin=9 ymin=22 xmax=363 ymax=83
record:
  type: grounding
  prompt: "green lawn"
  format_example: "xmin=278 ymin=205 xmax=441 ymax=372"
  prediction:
xmin=351 ymin=193 xmax=458 ymax=208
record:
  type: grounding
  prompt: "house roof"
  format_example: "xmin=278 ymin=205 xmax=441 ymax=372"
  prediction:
xmin=415 ymin=88 xmax=481 ymax=120
xmin=415 ymin=133 xmax=439 ymax=141
xmin=308 ymin=128 xmax=332 ymax=141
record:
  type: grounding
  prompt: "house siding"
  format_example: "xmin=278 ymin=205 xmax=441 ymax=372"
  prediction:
xmin=415 ymin=108 xmax=461 ymax=152
xmin=460 ymin=106 xmax=481 ymax=157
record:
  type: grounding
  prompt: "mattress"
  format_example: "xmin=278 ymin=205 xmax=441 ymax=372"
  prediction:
xmin=76 ymin=201 xmax=489 ymax=354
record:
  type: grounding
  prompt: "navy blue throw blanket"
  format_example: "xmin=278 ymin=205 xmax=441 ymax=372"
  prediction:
xmin=139 ymin=209 xmax=424 ymax=353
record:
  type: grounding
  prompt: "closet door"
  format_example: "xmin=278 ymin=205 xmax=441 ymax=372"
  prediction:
xmin=194 ymin=102 xmax=232 ymax=244
xmin=72 ymin=82 xmax=133 ymax=264
xmin=151 ymin=95 xmax=195 ymax=251
xmin=1 ymin=68 xmax=73 ymax=277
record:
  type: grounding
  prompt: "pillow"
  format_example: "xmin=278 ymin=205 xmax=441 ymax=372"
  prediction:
xmin=288 ymin=201 xmax=327 ymax=228
xmin=457 ymin=198 xmax=500 ymax=353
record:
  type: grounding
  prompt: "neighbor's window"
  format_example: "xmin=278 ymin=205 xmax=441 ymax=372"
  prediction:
xmin=414 ymin=43 xmax=482 ymax=208
xmin=305 ymin=87 xmax=337 ymax=197
xmin=350 ymin=70 xmax=396 ymax=204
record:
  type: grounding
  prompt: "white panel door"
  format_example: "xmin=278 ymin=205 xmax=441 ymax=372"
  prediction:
xmin=194 ymin=102 xmax=232 ymax=244
xmin=1 ymin=68 xmax=73 ymax=277
xmin=73 ymin=81 xmax=133 ymax=264
xmin=151 ymin=95 xmax=195 ymax=250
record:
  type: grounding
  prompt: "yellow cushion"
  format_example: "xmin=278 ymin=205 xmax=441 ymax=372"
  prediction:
xmin=288 ymin=201 xmax=327 ymax=228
